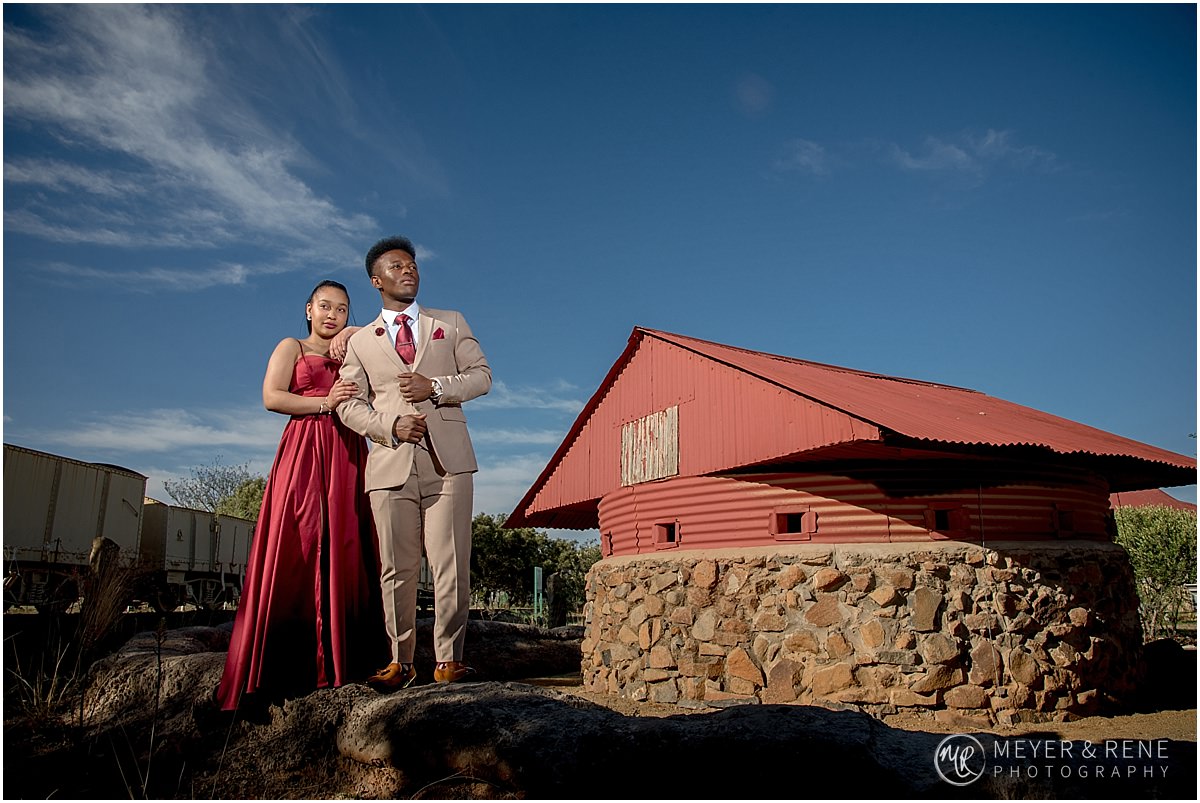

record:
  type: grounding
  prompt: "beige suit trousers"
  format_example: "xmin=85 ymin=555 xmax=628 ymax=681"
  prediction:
xmin=369 ymin=444 xmax=473 ymax=664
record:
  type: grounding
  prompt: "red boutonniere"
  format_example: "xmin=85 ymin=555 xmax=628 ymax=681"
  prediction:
xmin=375 ymin=327 xmax=386 ymax=336
xmin=432 ymin=328 xmax=445 ymax=340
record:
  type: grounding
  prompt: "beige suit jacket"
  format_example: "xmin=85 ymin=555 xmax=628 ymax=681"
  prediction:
xmin=337 ymin=307 xmax=491 ymax=492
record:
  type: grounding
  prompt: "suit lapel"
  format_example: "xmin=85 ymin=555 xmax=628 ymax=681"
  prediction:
xmin=414 ymin=311 xmax=437 ymax=368
xmin=370 ymin=313 xmax=409 ymax=370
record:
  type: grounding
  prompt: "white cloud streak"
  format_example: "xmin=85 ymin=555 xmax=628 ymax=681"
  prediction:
xmin=774 ymin=138 xmax=832 ymax=176
xmin=5 ymin=158 xmax=142 ymax=196
xmin=772 ymin=129 xmax=1057 ymax=184
xmin=473 ymin=428 xmax=567 ymax=446
xmin=472 ymin=454 xmax=554 ymax=517
xmin=43 ymin=260 xmax=252 ymax=291
xmin=890 ymin=138 xmax=978 ymax=172
xmin=3 ymin=6 xmax=377 ymax=279
xmin=471 ymin=380 xmax=585 ymax=414
xmin=39 ymin=408 xmax=284 ymax=453
xmin=888 ymin=129 xmax=1058 ymax=175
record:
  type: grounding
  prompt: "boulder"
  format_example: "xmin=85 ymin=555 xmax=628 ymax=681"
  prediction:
xmin=7 ymin=623 xmax=1194 ymax=800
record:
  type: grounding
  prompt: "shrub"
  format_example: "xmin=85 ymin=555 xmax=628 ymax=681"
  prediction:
xmin=1114 ymin=504 xmax=1198 ymax=641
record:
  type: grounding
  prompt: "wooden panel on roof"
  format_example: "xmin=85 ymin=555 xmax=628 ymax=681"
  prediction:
xmin=621 ymin=405 xmax=679 ymax=486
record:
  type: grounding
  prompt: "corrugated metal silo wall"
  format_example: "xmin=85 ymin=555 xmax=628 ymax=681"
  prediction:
xmin=598 ymin=465 xmax=1112 ymax=556
xmin=529 ymin=337 xmax=881 ymax=517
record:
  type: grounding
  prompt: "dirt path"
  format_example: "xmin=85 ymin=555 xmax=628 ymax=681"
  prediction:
xmin=547 ymin=679 xmax=1197 ymax=742
xmin=883 ymin=708 xmax=1197 ymax=741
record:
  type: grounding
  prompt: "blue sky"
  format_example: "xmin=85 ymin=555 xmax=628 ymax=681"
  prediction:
xmin=3 ymin=4 xmax=1196 ymax=538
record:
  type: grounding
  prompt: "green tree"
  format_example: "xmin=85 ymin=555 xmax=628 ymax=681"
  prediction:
xmin=470 ymin=513 xmax=602 ymax=617
xmin=215 ymin=476 xmax=267 ymax=521
xmin=542 ymin=538 xmax=601 ymax=622
xmin=470 ymin=513 xmax=546 ymax=607
xmin=164 ymin=458 xmax=254 ymax=513
xmin=1114 ymin=505 xmax=1198 ymax=641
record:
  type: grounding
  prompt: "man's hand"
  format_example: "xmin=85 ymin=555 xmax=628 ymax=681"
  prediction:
xmin=397 ymin=371 xmax=434 ymax=403
xmin=393 ymin=413 xmax=428 ymax=444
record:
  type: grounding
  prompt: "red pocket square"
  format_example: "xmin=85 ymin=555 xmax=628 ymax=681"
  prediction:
xmin=432 ymin=328 xmax=445 ymax=340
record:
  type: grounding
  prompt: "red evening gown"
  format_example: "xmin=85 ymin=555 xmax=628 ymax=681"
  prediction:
xmin=217 ymin=353 xmax=384 ymax=711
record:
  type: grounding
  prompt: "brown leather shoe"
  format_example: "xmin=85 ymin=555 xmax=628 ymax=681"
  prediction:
xmin=367 ymin=662 xmax=417 ymax=690
xmin=433 ymin=661 xmax=476 ymax=683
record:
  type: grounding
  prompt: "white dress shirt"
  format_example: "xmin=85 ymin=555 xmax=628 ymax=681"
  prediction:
xmin=384 ymin=303 xmax=421 ymax=351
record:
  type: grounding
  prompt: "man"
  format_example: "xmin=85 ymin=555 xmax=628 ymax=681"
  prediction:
xmin=337 ymin=235 xmax=491 ymax=687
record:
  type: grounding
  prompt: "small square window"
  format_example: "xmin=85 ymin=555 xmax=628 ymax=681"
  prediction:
xmin=924 ymin=506 xmax=969 ymax=539
xmin=933 ymin=509 xmax=952 ymax=531
xmin=771 ymin=505 xmax=815 ymax=541
xmin=1054 ymin=506 xmax=1076 ymax=538
xmin=655 ymin=521 xmax=679 ymax=550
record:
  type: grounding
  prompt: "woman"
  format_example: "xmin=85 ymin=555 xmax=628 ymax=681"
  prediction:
xmin=217 ymin=280 xmax=383 ymax=711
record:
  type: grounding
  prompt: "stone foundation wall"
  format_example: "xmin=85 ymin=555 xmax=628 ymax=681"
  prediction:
xmin=581 ymin=541 xmax=1144 ymax=726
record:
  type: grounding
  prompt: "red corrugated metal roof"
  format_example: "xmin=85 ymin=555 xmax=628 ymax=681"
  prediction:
xmin=648 ymin=329 xmax=1193 ymax=468
xmin=506 ymin=327 xmax=1196 ymax=529
xmin=1109 ymin=489 xmax=1197 ymax=512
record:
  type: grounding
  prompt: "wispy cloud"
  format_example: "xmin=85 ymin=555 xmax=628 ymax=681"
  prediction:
xmin=473 ymin=428 xmax=568 ymax=446
xmin=473 ymin=454 xmax=555 ymax=517
xmin=5 ymin=158 xmax=142 ymax=197
xmin=38 ymin=408 xmax=283 ymax=453
xmin=773 ymin=138 xmax=832 ymax=176
xmin=968 ymin=129 xmax=1059 ymax=170
xmin=44 ymin=260 xmax=253 ymax=291
xmin=888 ymin=129 xmax=1058 ymax=175
xmin=772 ymin=129 xmax=1058 ymax=184
xmin=3 ymin=6 xmax=378 ymax=280
xmin=472 ymin=454 xmax=599 ymax=541
xmin=890 ymin=138 xmax=977 ymax=173
xmin=472 ymin=380 xmax=585 ymax=414
xmin=5 ymin=210 xmax=215 ymax=249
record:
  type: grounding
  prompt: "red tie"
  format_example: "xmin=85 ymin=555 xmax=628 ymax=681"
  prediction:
xmin=395 ymin=313 xmax=416 ymax=364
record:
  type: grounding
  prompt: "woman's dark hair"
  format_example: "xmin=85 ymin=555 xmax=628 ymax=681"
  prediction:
xmin=306 ymin=279 xmax=350 ymax=333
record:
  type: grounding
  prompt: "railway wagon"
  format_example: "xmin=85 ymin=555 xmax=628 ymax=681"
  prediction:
xmin=3 ymin=443 xmax=147 ymax=610
xmin=4 ymin=443 xmax=432 ymax=612
xmin=140 ymin=499 xmax=255 ymax=610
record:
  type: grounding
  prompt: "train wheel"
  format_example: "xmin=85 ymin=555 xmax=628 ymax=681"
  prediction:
xmin=150 ymin=587 xmax=177 ymax=614
xmin=34 ymin=578 xmax=79 ymax=615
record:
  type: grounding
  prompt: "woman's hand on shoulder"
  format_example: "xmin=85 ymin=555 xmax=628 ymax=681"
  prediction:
xmin=329 ymin=326 xmax=360 ymax=361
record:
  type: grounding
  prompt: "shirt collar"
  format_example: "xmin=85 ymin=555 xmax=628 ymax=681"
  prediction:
xmin=386 ymin=302 xmax=420 ymax=326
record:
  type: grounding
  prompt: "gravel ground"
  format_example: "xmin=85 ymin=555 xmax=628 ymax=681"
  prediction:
xmin=538 ymin=677 xmax=1197 ymax=742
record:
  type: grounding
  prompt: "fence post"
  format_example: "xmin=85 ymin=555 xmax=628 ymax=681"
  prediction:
xmin=533 ymin=566 xmax=544 ymax=624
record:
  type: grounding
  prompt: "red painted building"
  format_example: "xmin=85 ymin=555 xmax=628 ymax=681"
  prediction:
xmin=508 ymin=328 xmax=1195 ymax=556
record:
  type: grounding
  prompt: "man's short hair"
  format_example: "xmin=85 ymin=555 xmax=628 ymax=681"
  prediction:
xmin=365 ymin=236 xmax=417 ymax=278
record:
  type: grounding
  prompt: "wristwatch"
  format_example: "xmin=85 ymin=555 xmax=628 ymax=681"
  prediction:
xmin=430 ymin=378 xmax=443 ymax=404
